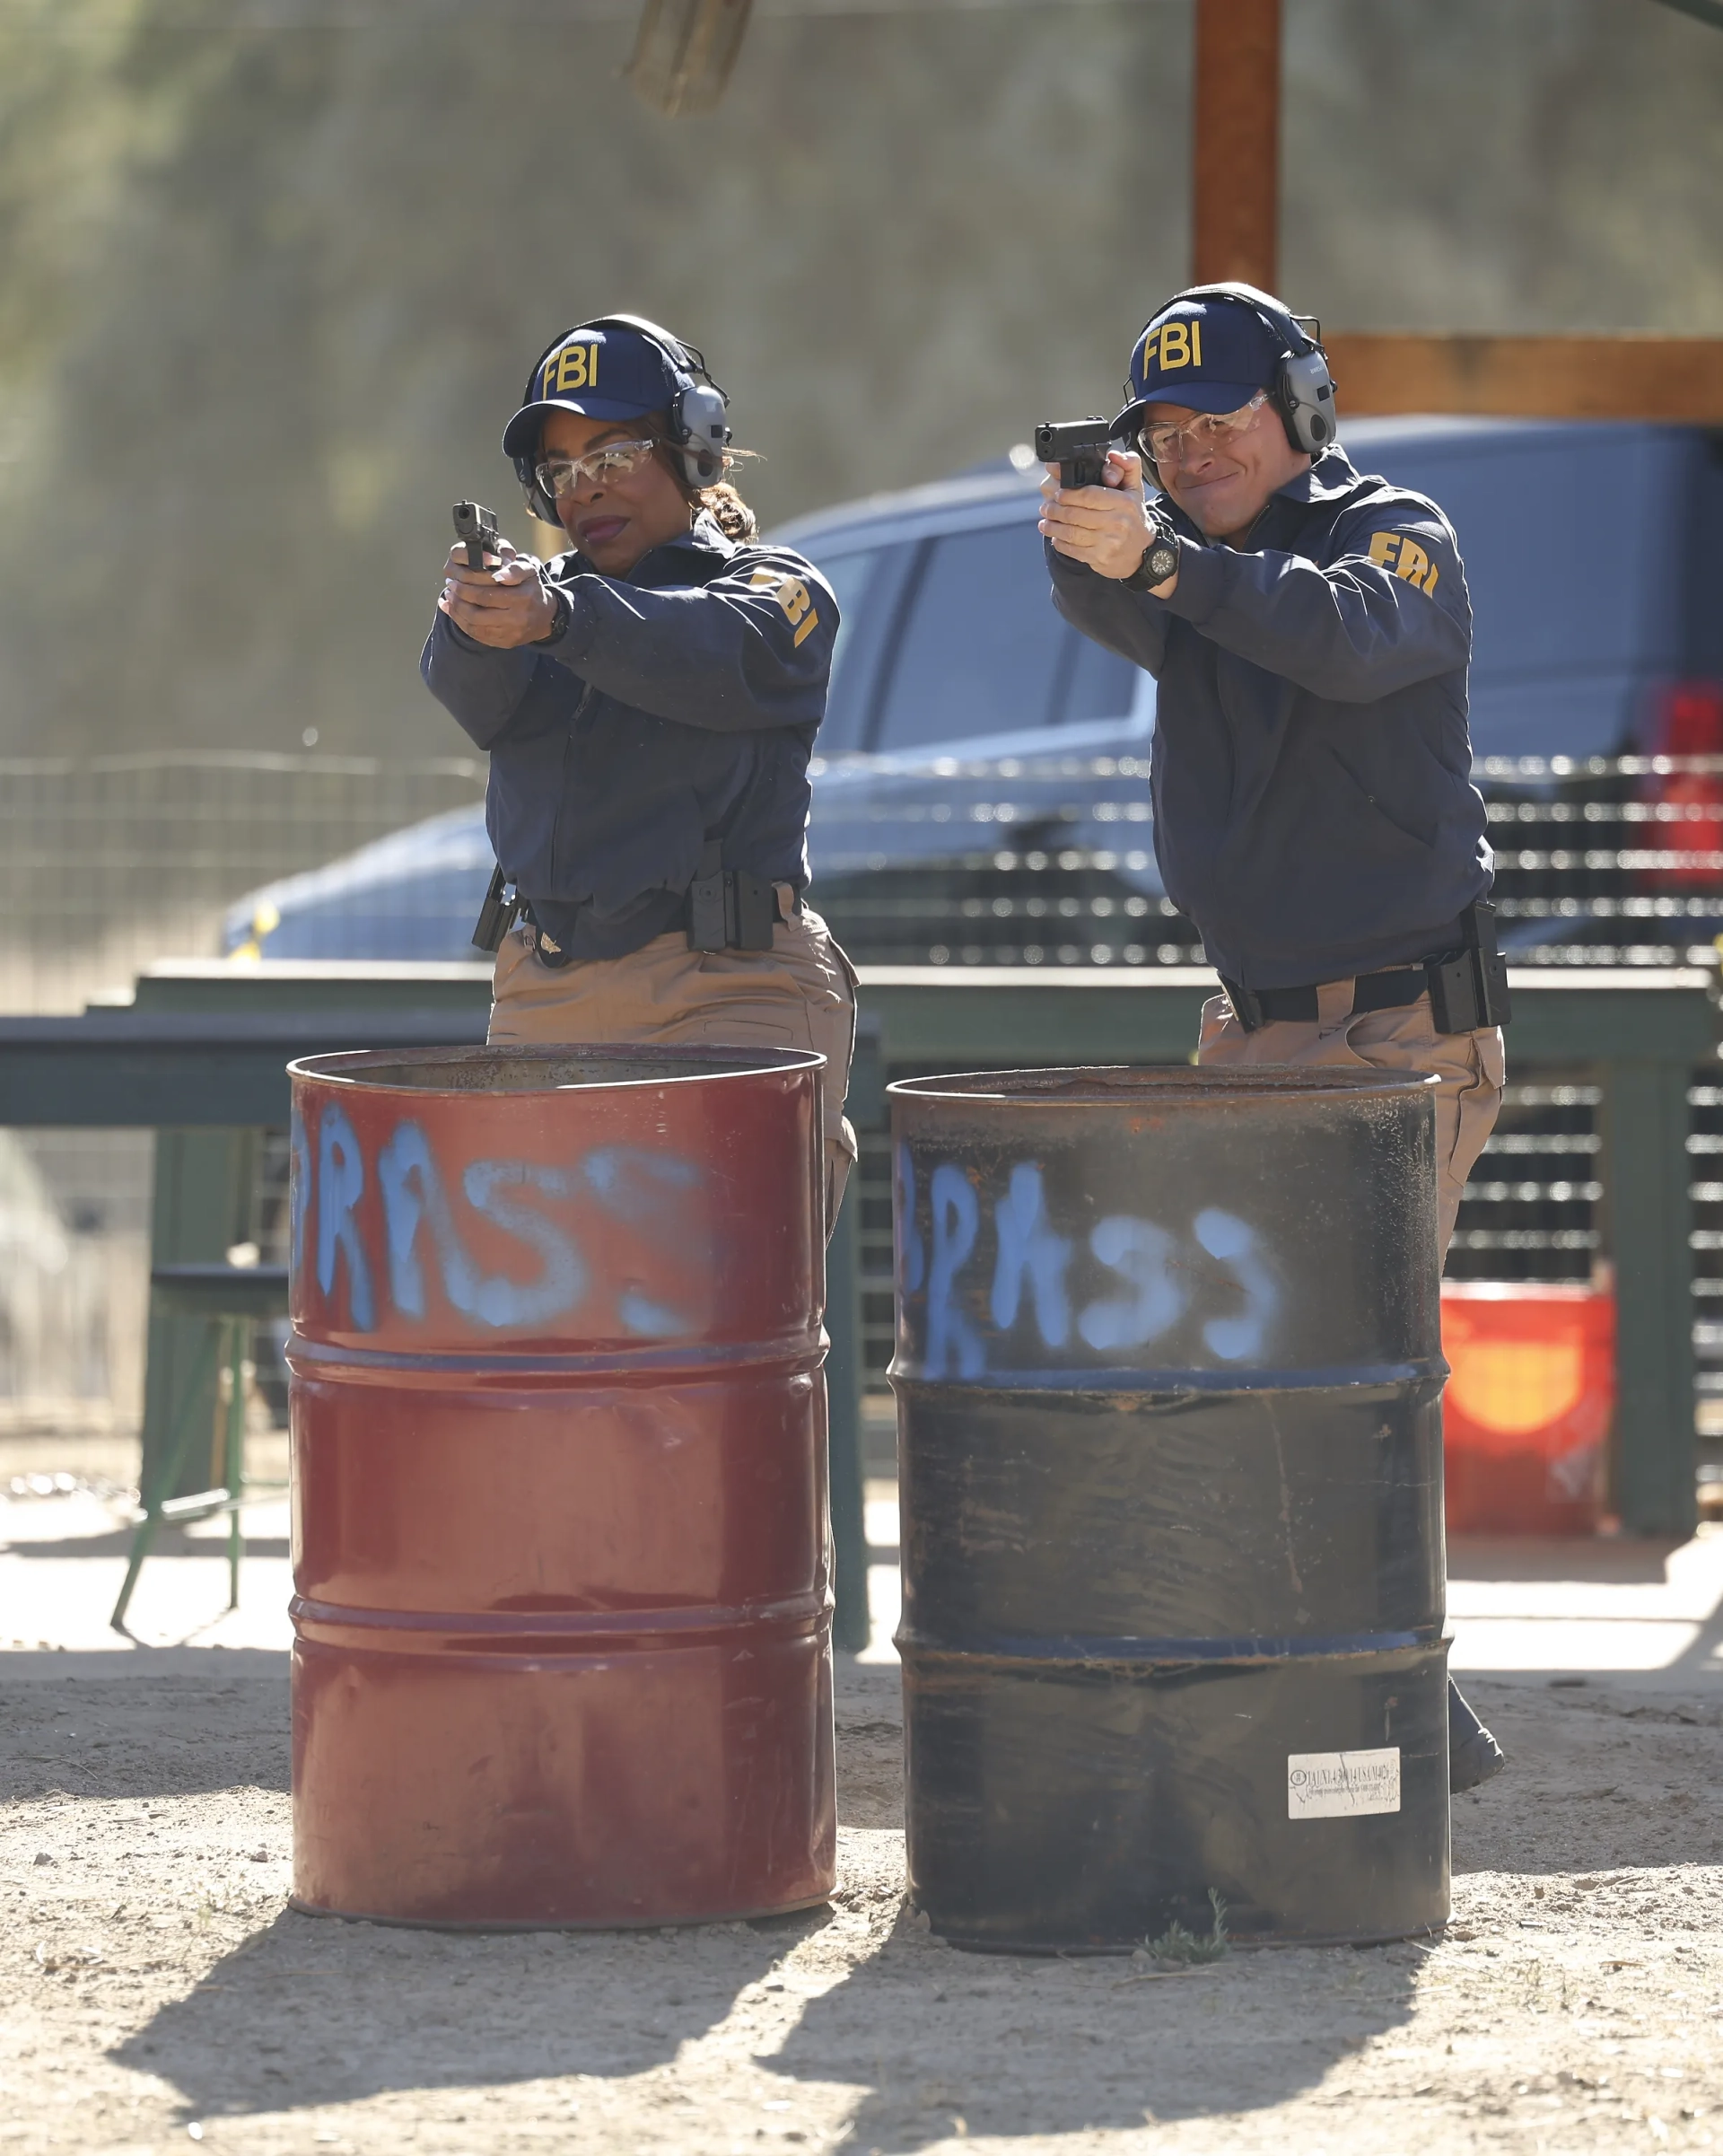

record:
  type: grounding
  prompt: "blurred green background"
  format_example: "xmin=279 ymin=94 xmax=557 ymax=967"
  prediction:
xmin=1 ymin=0 xmax=1719 ymax=760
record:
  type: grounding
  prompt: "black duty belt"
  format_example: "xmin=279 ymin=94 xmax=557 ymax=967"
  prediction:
xmin=516 ymin=880 xmax=801 ymax=971
xmin=1220 ymin=965 xmax=1428 ymax=1031
xmin=472 ymin=846 xmax=802 ymax=968
xmin=1220 ymin=902 xmax=1513 ymax=1037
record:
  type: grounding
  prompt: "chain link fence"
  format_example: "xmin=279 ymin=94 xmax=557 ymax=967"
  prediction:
xmin=0 ymin=751 xmax=486 ymax=1015
xmin=0 ymin=754 xmax=485 ymax=1446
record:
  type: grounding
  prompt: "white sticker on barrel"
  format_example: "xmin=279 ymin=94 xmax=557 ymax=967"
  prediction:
xmin=1287 ymin=1748 xmax=1401 ymax=1819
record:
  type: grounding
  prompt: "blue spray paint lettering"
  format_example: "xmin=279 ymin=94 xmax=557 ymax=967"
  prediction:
xmin=289 ymin=1115 xmax=312 ymax=1290
xmin=378 ymin=1122 xmax=476 ymax=1319
xmin=583 ymin=1146 xmax=703 ymax=1223
xmin=926 ymin=1163 xmax=984 ymax=1378
xmin=316 ymin=1105 xmax=374 ymax=1331
xmin=462 ymin=1160 xmax=586 ymax=1328
xmin=990 ymin=1162 xmax=1071 ymax=1346
xmin=1078 ymin=1215 xmax=1186 ymax=1352
xmin=583 ymin=1146 xmax=704 ymax=1337
xmin=377 ymin=1120 xmax=583 ymax=1329
xmin=1193 ymin=1206 xmax=1277 ymax=1362
xmin=896 ymin=1145 xmax=925 ymax=1295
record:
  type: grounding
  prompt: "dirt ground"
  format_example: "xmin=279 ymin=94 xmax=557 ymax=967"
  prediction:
xmin=2 ymin=1659 xmax=1721 ymax=2156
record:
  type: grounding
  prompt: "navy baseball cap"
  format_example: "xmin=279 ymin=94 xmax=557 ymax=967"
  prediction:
xmin=1114 ymin=292 xmax=1285 ymax=431
xmin=502 ymin=323 xmax=684 ymax=460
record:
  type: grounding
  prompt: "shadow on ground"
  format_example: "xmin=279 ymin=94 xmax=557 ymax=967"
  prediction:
xmin=765 ymin=1903 xmax=1419 ymax=2149
xmin=5 ymin=1527 xmax=290 ymax=1562
xmin=0 ymin=1665 xmax=291 ymax=1799
xmin=110 ymin=1897 xmax=1421 ymax=2140
xmin=1447 ymin=1535 xmax=1684 ymax=1584
xmin=111 ymin=1903 xmax=833 ymax=2120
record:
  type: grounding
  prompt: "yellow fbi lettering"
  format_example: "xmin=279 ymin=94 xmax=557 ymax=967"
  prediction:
xmin=1368 ymin=529 xmax=1440 ymax=595
xmin=1141 ymin=318 xmax=1203 ymax=375
xmin=540 ymin=342 xmax=599 ymax=399
xmin=750 ymin=566 xmax=822 ymax=646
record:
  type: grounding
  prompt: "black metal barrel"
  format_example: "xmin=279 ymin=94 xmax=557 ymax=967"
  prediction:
xmin=889 ymin=1064 xmax=1448 ymax=1952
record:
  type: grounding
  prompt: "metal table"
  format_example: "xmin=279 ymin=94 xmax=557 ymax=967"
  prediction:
xmin=0 ymin=959 xmax=1712 ymax=1598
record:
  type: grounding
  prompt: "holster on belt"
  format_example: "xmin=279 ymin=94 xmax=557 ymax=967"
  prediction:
xmin=1425 ymin=898 xmax=1513 ymax=1033
xmin=686 ymin=841 xmax=786 ymax=953
xmin=471 ymin=864 xmax=521 ymax=954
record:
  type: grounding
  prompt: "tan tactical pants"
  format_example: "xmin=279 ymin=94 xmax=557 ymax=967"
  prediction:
xmin=488 ymin=908 xmax=859 ymax=1230
xmin=1196 ymin=986 xmax=1506 ymax=1258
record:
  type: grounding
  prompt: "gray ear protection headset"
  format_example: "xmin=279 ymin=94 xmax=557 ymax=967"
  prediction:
xmin=1133 ymin=282 xmax=1337 ymax=467
xmin=512 ymin=312 xmax=732 ymax=525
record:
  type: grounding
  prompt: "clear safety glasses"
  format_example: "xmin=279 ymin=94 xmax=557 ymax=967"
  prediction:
xmin=534 ymin=437 xmax=660 ymax=499
xmin=1139 ymin=390 xmax=1269 ymax=469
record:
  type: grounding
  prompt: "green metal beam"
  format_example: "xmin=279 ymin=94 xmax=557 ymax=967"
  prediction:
xmin=857 ymin=965 xmax=1719 ymax=1073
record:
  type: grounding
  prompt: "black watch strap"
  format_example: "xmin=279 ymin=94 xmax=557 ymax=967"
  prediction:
xmin=533 ymin=582 xmax=572 ymax=645
xmin=1123 ymin=509 xmax=1181 ymax=592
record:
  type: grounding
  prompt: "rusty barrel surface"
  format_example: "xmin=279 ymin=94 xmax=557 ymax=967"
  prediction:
xmin=890 ymin=1064 xmax=1449 ymax=1952
xmin=286 ymin=1044 xmax=834 ymax=1928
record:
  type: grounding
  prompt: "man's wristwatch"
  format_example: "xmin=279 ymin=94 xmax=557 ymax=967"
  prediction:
xmin=1123 ymin=507 xmax=1181 ymax=592
xmin=534 ymin=583 xmax=572 ymax=645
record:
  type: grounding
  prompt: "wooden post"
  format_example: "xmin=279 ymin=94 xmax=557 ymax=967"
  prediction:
xmin=1193 ymin=0 xmax=1281 ymax=290
xmin=1321 ymin=332 xmax=1723 ymax=421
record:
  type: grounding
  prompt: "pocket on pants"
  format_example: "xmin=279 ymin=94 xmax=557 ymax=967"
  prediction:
xmin=1447 ymin=1026 xmax=1506 ymax=1188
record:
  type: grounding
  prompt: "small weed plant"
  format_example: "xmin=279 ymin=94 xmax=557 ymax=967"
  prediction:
xmin=1141 ymin=1888 xmax=1229 ymax=1967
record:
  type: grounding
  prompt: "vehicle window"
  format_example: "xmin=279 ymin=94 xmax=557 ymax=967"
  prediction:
xmin=803 ymin=546 xmax=886 ymax=754
xmin=1060 ymin=627 xmax=1139 ymax=724
xmin=815 ymin=548 xmax=882 ymax=688
xmin=873 ymin=522 xmax=1066 ymax=751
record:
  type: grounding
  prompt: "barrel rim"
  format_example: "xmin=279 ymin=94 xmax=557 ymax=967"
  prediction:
xmin=287 ymin=1040 xmax=827 ymax=1096
xmin=887 ymin=1062 xmax=1439 ymax=1107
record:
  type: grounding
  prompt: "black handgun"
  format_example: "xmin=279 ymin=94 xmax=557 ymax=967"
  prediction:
xmin=452 ymin=500 xmax=501 ymax=569
xmin=1033 ymin=417 xmax=1117 ymax=490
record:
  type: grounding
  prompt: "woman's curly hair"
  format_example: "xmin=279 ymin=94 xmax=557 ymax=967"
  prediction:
xmin=644 ymin=413 xmax=759 ymax=542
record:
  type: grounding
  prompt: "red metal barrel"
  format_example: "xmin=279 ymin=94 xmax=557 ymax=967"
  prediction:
xmin=284 ymin=1043 xmax=834 ymax=1928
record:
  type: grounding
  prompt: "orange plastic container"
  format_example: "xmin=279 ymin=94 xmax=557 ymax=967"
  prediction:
xmin=1439 ymin=1283 xmax=1614 ymax=1535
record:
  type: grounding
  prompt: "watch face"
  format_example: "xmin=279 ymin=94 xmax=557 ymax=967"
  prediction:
xmin=1148 ymin=541 xmax=1179 ymax=582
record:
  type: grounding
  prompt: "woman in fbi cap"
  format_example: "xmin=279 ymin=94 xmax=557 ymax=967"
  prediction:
xmin=422 ymin=314 xmax=856 ymax=1222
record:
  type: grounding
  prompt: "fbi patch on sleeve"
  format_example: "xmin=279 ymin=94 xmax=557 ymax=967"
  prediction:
xmin=749 ymin=565 xmax=823 ymax=647
xmin=1368 ymin=529 xmax=1441 ymax=596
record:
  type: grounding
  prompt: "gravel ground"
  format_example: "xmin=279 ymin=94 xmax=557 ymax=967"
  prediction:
xmin=1 ymin=1661 xmax=1720 ymax=2155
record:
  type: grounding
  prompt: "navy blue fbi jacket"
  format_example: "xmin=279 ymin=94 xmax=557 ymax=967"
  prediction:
xmin=1048 ymin=445 xmax=1491 ymax=992
xmin=421 ymin=513 xmax=838 ymax=962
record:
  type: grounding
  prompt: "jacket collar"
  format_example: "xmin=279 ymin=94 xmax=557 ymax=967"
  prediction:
xmin=1277 ymin=443 xmax=1361 ymax=505
xmin=554 ymin=510 xmax=737 ymax=584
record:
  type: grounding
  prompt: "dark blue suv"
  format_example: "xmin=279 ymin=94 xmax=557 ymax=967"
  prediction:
xmin=227 ymin=416 xmax=1723 ymax=967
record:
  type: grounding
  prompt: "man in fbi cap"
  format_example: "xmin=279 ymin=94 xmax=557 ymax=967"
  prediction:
xmin=1041 ymin=283 xmax=1509 ymax=1794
